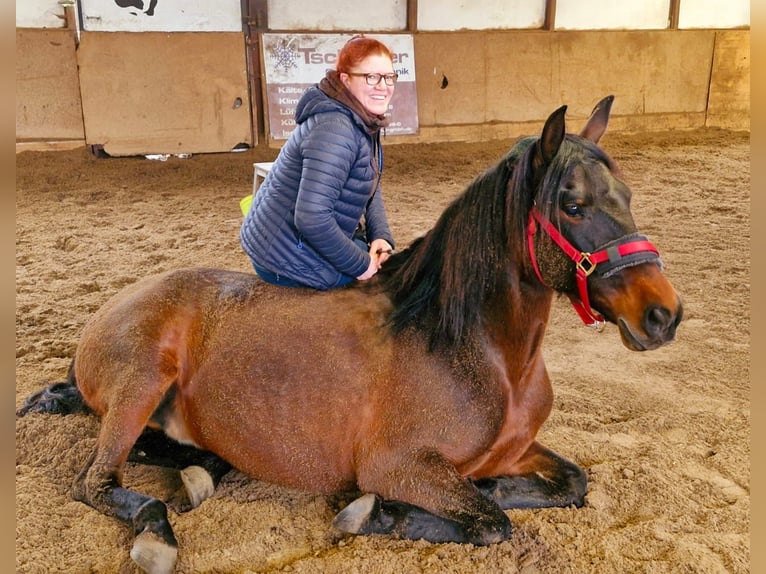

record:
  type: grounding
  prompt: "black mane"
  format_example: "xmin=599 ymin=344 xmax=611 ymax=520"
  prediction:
xmin=378 ymin=138 xmax=529 ymax=350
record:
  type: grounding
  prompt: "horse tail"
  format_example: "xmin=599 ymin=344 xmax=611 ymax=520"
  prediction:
xmin=16 ymin=359 xmax=92 ymax=418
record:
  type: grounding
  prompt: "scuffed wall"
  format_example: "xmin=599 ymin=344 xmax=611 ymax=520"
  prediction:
xmin=15 ymin=28 xmax=84 ymax=143
xmin=77 ymin=32 xmax=253 ymax=156
xmin=15 ymin=27 xmax=749 ymax=150
xmin=16 ymin=0 xmax=66 ymax=28
xmin=706 ymin=30 xmax=750 ymax=130
xmin=391 ymin=29 xmax=748 ymax=144
xmin=77 ymin=0 xmax=241 ymax=32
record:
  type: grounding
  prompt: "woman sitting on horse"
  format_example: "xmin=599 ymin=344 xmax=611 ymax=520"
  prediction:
xmin=240 ymin=35 xmax=397 ymax=290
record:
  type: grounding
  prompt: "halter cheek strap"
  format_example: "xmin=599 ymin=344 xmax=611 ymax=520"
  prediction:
xmin=526 ymin=207 xmax=661 ymax=327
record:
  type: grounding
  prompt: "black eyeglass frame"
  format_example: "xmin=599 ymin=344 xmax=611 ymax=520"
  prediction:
xmin=346 ymin=72 xmax=399 ymax=86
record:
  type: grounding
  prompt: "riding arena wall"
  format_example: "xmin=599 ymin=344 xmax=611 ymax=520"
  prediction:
xmin=16 ymin=19 xmax=749 ymax=154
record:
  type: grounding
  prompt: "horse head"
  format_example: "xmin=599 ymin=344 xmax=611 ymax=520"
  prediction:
xmin=524 ymin=95 xmax=683 ymax=350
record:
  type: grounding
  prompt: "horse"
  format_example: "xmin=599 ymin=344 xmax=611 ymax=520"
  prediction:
xmin=17 ymin=95 xmax=682 ymax=574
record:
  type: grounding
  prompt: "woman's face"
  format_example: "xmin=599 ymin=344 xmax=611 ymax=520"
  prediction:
xmin=340 ymin=54 xmax=396 ymax=116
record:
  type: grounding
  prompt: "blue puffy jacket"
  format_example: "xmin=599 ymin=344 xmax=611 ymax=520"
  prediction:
xmin=240 ymin=85 xmax=395 ymax=290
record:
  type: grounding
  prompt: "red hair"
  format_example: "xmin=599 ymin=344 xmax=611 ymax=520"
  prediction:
xmin=336 ymin=35 xmax=393 ymax=73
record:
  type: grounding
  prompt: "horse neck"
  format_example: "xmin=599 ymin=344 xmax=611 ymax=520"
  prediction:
xmin=483 ymin=278 xmax=554 ymax=375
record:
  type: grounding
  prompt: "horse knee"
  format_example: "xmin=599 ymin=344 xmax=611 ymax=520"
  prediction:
xmin=70 ymin=453 xmax=99 ymax=507
xmin=70 ymin=457 xmax=122 ymax=513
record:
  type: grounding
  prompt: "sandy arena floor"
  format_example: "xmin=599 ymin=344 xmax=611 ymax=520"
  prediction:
xmin=16 ymin=127 xmax=749 ymax=573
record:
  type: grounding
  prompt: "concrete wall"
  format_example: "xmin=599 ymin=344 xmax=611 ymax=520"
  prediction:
xmin=15 ymin=27 xmax=749 ymax=152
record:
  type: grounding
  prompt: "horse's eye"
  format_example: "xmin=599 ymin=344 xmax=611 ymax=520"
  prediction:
xmin=563 ymin=204 xmax=584 ymax=218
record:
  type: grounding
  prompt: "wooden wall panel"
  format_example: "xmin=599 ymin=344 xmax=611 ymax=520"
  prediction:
xmin=404 ymin=29 xmax=740 ymax=145
xmin=16 ymin=29 xmax=85 ymax=143
xmin=413 ymin=33 xmax=488 ymax=126
xmin=77 ymin=32 xmax=253 ymax=156
xmin=16 ymin=28 xmax=748 ymax=150
xmin=552 ymin=30 xmax=714 ymax=117
xmin=706 ymin=30 xmax=750 ymax=130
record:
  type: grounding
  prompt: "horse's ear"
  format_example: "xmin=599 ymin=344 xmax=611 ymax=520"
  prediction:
xmin=537 ymin=104 xmax=567 ymax=166
xmin=579 ymin=95 xmax=614 ymax=144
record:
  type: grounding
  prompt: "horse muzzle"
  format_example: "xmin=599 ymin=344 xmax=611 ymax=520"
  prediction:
xmin=527 ymin=208 xmax=682 ymax=342
xmin=596 ymin=264 xmax=684 ymax=351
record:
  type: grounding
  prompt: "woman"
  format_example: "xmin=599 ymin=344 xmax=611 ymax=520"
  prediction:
xmin=240 ymin=35 xmax=397 ymax=290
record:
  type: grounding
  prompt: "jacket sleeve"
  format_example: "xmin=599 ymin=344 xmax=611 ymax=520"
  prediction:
xmin=364 ymin=185 xmax=395 ymax=250
xmin=293 ymin=115 xmax=370 ymax=277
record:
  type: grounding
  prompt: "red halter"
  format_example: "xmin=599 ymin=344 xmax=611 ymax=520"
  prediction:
xmin=526 ymin=207 xmax=660 ymax=327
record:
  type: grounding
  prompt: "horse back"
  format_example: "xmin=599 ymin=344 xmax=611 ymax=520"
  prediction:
xmin=73 ymin=268 xmax=272 ymax=416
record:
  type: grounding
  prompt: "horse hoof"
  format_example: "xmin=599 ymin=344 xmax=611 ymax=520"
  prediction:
xmin=130 ymin=530 xmax=178 ymax=574
xmin=180 ymin=465 xmax=214 ymax=508
xmin=332 ymin=493 xmax=380 ymax=534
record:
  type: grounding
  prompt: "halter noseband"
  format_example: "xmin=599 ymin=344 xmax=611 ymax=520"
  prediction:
xmin=526 ymin=207 xmax=661 ymax=327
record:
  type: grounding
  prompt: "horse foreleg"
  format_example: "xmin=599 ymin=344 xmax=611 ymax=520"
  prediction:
xmin=129 ymin=428 xmax=232 ymax=510
xmin=72 ymin=412 xmax=179 ymax=574
xmin=334 ymin=492 xmax=499 ymax=544
xmin=473 ymin=442 xmax=587 ymax=510
xmin=338 ymin=448 xmax=511 ymax=545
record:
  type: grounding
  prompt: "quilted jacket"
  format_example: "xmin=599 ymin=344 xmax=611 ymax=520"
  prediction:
xmin=240 ymin=83 xmax=395 ymax=290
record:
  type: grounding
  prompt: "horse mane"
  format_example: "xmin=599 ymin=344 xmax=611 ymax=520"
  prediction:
xmin=378 ymin=134 xmax=610 ymax=351
xmin=379 ymin=138 xmax=532 ymax=350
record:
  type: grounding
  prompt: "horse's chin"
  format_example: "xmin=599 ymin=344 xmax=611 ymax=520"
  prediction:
xmin=617 ymin=318 xmax=668 ymax=352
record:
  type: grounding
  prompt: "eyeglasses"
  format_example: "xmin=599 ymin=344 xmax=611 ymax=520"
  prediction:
xmin=347 ymin=72 xmax=399 ymax=86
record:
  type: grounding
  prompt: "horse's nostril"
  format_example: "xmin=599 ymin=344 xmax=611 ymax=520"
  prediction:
xmin=644 ymin=305 xmax=673 ymax=338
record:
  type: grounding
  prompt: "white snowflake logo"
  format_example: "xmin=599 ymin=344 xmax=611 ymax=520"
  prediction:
xmin=270 ymin=39 xmax=299 ymax=72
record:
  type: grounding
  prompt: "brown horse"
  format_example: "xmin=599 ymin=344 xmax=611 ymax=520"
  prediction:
xmin=17 ymin=96 xmax=682 ymax=574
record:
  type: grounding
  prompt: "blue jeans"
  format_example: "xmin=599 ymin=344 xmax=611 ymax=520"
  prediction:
xmin=253 ymin=238 xmax=367 ymax=289
xmin=253 ymin=264 xmax=305 ymax=287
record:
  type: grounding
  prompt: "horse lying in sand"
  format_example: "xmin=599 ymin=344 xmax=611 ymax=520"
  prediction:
xmin=17 ymin=96 xmax=682 ymax=574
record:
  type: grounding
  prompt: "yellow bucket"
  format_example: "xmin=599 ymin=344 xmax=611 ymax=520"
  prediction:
xmin=240 ymin=194 xmax=253 ymax=216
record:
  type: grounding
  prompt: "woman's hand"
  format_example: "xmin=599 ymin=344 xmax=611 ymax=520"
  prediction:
xmin=369 ymin=239 xmax=393 ymax=266
xmin=356 ymin=256 xmax=379 ymax=281
xmin=356 ymin=239 xmax=393 ymax=282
